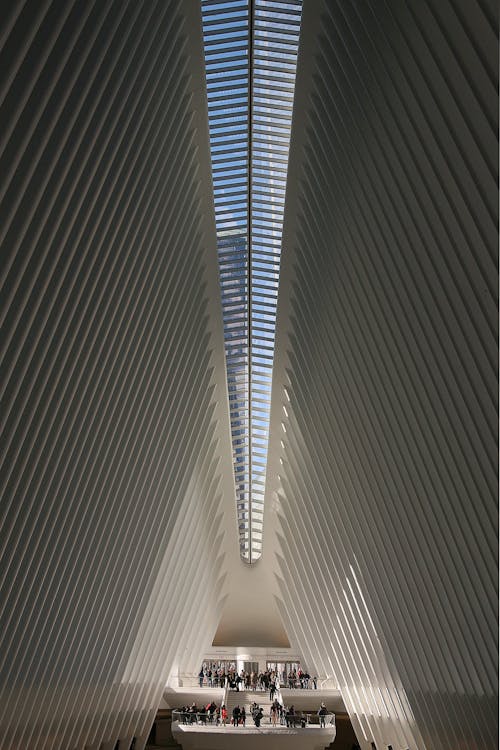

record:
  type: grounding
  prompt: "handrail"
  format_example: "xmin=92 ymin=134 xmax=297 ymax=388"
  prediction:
xmin=193 ymin=673 xmax=324 ymax=690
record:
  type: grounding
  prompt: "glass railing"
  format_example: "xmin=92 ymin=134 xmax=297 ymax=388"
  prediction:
xmin=172 ymin=708 xmax=335 ymax=728
xmin=172 ymin=709 xmax=220 ymax=725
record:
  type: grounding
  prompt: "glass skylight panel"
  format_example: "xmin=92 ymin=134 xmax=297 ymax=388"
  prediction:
xmin=202 ymin=0 xmax=301 ymax=564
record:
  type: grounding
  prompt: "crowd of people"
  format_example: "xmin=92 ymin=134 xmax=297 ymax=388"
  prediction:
xmin=176 ymin=701 xmax=252 ymax=727
xmin=179 ymin=661 xmax=328 ymax=731
xmin=175 ymin=700 xmax=330 ymax=728
xmin=198 ymin=663 xmax=318 ymax=690
xmin=267 ymin=700 xmax=328 ymax=728
xmin=177 ymin=701 xmax=219 ymax=725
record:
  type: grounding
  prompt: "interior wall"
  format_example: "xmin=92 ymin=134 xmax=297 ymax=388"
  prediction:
xmin=0 ymin=2 xmax=236 ymax=748
xmin=211 ymin=559 xmax=291 ymax=648
xmin=265 ymin=1 xmax=498 ymax=749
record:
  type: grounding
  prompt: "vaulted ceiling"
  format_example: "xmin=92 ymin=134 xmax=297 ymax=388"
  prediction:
xmin=0 ymin=1 xmax=497 ymax=750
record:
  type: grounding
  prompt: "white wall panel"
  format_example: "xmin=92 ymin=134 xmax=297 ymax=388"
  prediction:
xmin=266 ymin=1 xmax=497 ymax=749
xmin=0 ymin=1 xmax=236 ymax=748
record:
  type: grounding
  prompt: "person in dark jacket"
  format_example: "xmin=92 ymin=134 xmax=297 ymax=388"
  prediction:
xmin=232 ymin=705 xmax=240 ymax=726
xmin=269 ymin=680 xmax=276 ymax=701
xmin=318 ymin=702 xmax=327 ymax=727
xmin=254 ymin=707 xmax=263 ymax=727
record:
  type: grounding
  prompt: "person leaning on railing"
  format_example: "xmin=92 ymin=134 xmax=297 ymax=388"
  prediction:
xmin=207 ymin=701 xmax=217 ymax=722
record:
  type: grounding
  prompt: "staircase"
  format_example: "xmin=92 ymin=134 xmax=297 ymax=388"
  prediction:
xmin=225 ymin=689 xmax=273 ymax=725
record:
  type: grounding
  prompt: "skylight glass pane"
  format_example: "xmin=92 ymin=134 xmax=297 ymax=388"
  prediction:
xmin=202 ymin=0 xmax=301 ymax=564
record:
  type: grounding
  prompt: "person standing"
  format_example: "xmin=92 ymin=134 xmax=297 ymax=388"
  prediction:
xmin=269 ymin=680 xmax=276 ymax=701
xmin=318 ymin=702 xmax=327 ymax=727
xmin=232 ymin=705 xmax=240 ymax=726
xmin=279 ymin=703 xmax=285 ymax=725
xmin=254 ymin=707 xmax=263 ymax=727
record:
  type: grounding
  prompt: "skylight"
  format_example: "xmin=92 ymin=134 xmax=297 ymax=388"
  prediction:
xmin=201 ymin=0 xmax=302 ymax=563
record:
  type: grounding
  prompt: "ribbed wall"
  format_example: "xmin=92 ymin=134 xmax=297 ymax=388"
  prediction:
xmin=0 ymin=1 xmax=497 ymax=749
xmin=267 ymin=1 xmax=498 ymax=749
xmin=0 ymin=2 xmax=234 ymax=749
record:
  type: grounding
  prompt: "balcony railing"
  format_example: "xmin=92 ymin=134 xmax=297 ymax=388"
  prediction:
xmin=171 ymin=709 xmax=335 ymax=728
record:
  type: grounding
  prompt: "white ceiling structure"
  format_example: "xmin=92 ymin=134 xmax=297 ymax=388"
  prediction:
xmin=0 ymin=1 xmax=497 ymax=750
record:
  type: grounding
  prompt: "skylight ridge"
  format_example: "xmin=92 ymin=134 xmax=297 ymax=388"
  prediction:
xmin=201 ymin=0 xmax=302 ymax=563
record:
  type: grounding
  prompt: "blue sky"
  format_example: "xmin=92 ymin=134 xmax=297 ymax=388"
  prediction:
xmin=201 ymin=0 xmax=302 ymax=562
